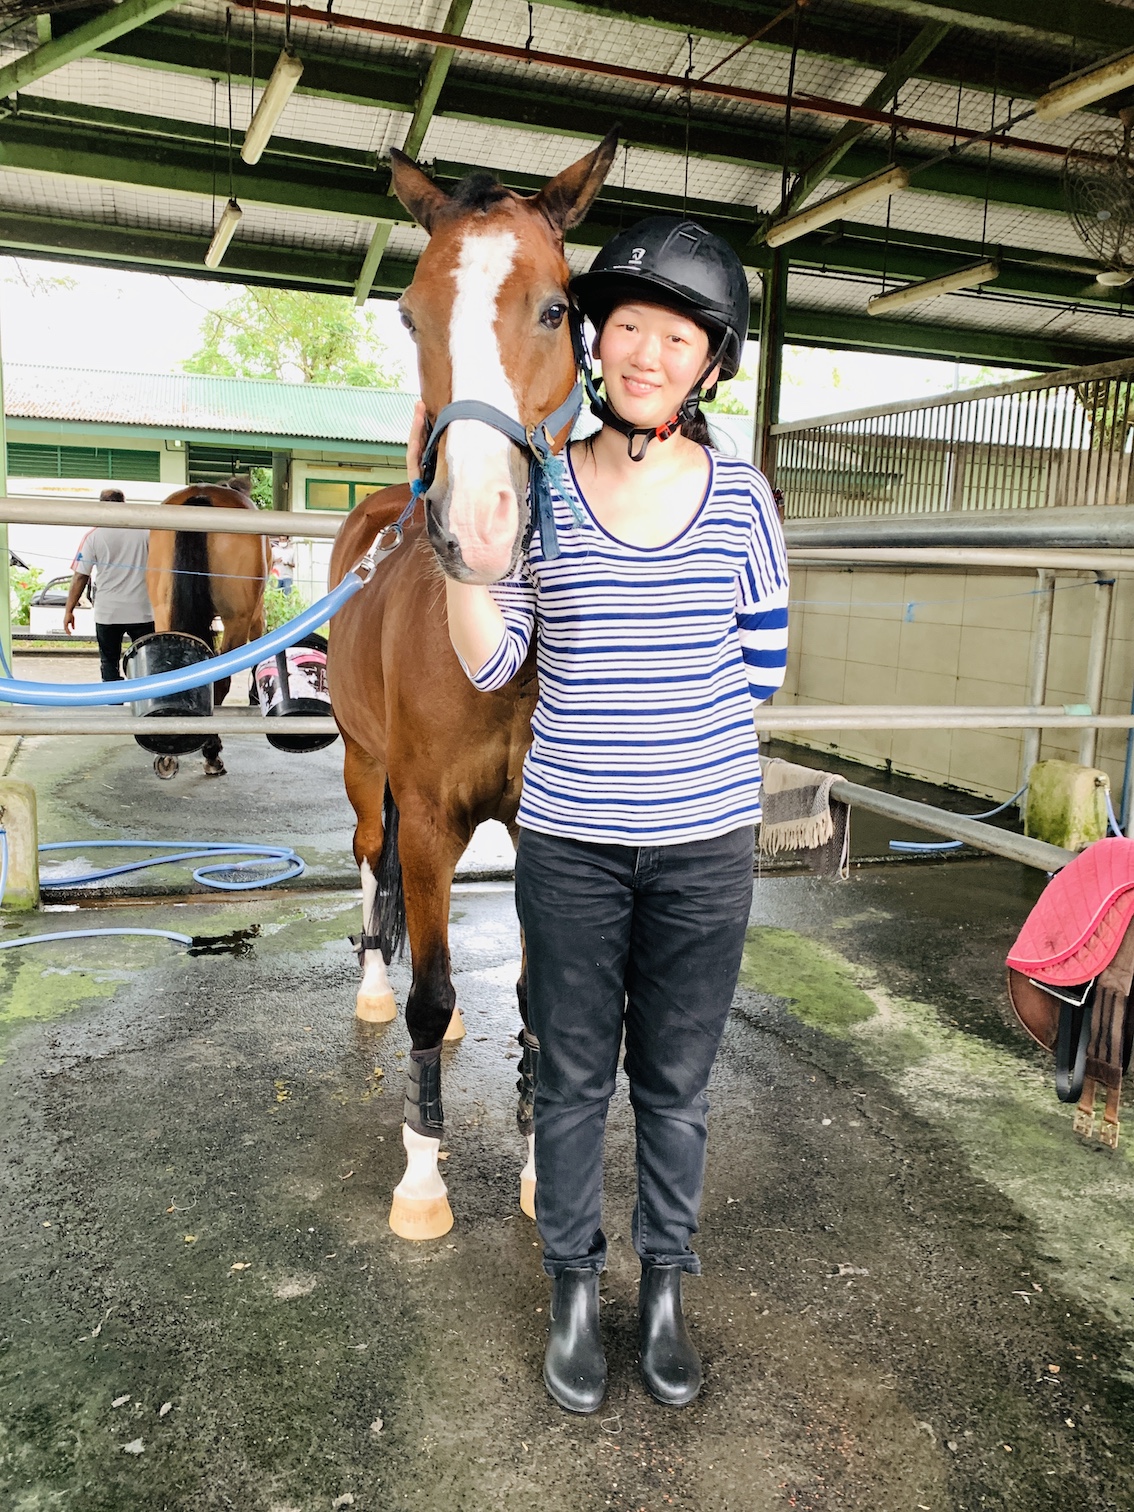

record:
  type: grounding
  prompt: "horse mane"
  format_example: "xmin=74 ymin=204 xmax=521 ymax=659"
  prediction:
xmin=448 ymin=171 xmax=512 ymax=215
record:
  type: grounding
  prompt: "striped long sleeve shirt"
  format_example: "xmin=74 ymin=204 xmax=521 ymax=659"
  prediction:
xmin=468 ymin=448 xmax=790 ymax=845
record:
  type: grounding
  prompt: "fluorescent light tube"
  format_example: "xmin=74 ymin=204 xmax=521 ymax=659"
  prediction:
xmin=205 ymin=199 xmax=243 ymax=269
xmin=241 ymin=46 xmax=304 ymax=165
xmin=1035 ymin=51 xmax=1134 ymax=122
xmin=867 ymin=258 xmax=1000 ymax=316
xmin=764 ymin=166 xmax=910 ymax=248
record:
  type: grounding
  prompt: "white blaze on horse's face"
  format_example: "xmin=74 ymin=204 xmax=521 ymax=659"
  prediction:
xmin=443 ymin=229 xmax=523 ymax=582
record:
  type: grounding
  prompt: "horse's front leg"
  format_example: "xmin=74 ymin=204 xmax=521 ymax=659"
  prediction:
xmin=389 ymin=804 xmax=464 ymax=1240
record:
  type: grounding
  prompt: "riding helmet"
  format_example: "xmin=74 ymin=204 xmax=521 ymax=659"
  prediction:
xmin=570 ymin=216 xmax=750 ymax=381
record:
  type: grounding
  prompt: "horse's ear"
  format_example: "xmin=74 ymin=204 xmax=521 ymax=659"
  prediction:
xmin=389 ymin=148 xmax=451 ymax=234
xmin=534 ymin=127 xmax=619 ymax=236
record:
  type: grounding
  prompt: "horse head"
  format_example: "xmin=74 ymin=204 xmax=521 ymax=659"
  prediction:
xmin=390 ymin=131 xmax=617 ymax=583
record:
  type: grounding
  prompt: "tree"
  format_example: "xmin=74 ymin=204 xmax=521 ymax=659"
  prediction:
xmin=703 ymin=366 xmax=756 ymax=415
xmin=184 ymin=287 xmax=404 ymax=387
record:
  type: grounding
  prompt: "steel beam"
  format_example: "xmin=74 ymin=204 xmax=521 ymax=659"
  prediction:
xmin=0 ymin=210 xmax=1128 ymax=369
xmin=83 ymin=27 xmax=1069 ymax=213
xmin=782 ymin=308 xmax=1130 ymax=369
xmin=0 ymin=0 xmax=181 ymax=99
xmin=839 ymin=0 xmax=1134 ymax=51
xmin=784 ymin=21 xmax=951 ymax=216
xmin=0 ymin=97 xmax=1073 ymax=253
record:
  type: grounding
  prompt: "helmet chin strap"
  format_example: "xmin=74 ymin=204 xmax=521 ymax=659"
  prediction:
xmin=573 ymin=312 xmax=731 ymax=463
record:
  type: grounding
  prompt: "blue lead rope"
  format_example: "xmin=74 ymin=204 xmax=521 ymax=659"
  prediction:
xmin=0 ymin=529 xmax=401 ymax=707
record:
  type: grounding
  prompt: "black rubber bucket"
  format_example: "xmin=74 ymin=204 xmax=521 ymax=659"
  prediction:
xmin=123 ymin=631 xmax=215 ymax=755
xmin=253 ymin=632 xmax=337 ymax=753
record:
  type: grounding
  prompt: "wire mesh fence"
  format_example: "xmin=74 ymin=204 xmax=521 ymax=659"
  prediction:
xmin=771 ymin=357 xmax=1134 ymax=519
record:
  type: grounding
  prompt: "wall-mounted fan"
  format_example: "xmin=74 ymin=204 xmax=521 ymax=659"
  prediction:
xmin=1064 ymin=111 xmax=1134 ymax=286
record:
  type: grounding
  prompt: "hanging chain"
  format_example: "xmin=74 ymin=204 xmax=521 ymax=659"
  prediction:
xmin=225 ymin=8 xmax=236 ymax=199
xmin=525 ymin=1 xmax=534 ymax=55
xmin=250 ymin=0 xmax=257 ymax=127
xmin=779 ymin=0 xmax=802 ymax=212
xmin=683 ymin=33 xmax=693 ymax=215
xmin=210 ymin=76 xmax=219 ymax=228
xmin=618 ymin=142 xmax=629 ymax=232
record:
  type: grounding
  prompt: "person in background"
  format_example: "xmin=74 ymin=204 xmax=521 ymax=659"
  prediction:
xmin=64 ymin=488 xmax=155 ymax=682
xmin=271 ymin=536 xmax=296 ymax=595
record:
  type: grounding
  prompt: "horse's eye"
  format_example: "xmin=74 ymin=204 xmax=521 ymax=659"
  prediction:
xmin=399 ymin=308 xmax=415 ymax=333
xmin=540 ymin=302 xmax=567 ymax=330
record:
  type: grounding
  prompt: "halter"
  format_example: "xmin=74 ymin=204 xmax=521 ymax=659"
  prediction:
xmin=407 ymin=375 xmax=585 ymax=562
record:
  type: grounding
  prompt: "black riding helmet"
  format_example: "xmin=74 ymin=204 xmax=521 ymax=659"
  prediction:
xmin=570 ymin=216 xmax=750 ymax=459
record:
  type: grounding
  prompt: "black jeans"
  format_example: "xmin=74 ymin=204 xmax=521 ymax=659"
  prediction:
xmin=514 ymin=824 xmax=755 ymax=1278
xmin=95 ymin=621 xmax=155 ymax=682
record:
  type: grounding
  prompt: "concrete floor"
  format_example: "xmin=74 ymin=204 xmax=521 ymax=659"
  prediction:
xmin=2 ymin=702 xmax=1134 ymax=1510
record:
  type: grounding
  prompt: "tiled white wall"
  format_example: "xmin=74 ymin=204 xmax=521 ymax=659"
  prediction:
xmin=777 ymin=566 xmax=1134 ymax=801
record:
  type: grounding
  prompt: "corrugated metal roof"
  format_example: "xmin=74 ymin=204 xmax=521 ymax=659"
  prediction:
xmin=3 ymin=365 xmax=416 ymax=445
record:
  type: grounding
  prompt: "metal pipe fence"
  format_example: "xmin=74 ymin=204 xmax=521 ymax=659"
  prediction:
xmin=772 ymin=356 xmax=1134 ymax=520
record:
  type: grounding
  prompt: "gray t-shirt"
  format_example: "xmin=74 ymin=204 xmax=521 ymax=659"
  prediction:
xmin=74 ymin=526 xmax=153 ymax=624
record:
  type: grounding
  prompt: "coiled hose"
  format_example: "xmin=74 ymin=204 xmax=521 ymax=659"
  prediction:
xmin=0 ymin=832 xmax=305 ymax=951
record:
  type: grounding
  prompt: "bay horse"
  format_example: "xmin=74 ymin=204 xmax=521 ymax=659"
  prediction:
xmin=148 ymin=478 xmax=269 ymax=776
xmin=327 ymin=132 xmax=617 ymax=1240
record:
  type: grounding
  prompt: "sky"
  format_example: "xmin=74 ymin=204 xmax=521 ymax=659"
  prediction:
xmin=0 ymin=256 xmax=1020 ymax=421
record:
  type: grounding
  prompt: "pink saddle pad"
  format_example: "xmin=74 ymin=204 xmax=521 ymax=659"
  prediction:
xmin=1007 ymin=836 xmax=1134 ymax=987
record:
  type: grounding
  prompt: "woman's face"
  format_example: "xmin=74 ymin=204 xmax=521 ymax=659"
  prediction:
xmin=595 ymin=301 xmax=717 ymax=430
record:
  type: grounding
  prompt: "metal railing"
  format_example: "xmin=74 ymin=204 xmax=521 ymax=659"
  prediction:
xmin=771 ymin=357 xmax=1134 ymax=520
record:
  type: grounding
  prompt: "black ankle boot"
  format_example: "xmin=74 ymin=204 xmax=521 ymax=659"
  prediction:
xmin=639 ymin=1265 xmax=702 ymax=1407
xmin=544 ymin=1269 xmax=606 ymax=1414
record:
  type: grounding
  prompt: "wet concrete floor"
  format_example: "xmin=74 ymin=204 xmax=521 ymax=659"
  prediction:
xmin=1 ymin=715 xmax=1134 ymax=1510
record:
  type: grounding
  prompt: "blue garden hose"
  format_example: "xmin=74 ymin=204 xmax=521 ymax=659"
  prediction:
xmin=0 ymin=829 xmax=304 ymax=952
xmin=888 ymin=783 xmax=1029 ymax=854
xmin=0 ymin=926 xmax=192 ymax=951
xmin=38 ymin=839 xmax=305 ymax=891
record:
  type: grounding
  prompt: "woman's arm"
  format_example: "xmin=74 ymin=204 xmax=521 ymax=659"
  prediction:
xmin=445 ymin=579 xmax=508 ymax=679
xmin=406 ymin=400 xmax=533 ymax=685
xmin=737 ymin=472 xmax=790 ymax=708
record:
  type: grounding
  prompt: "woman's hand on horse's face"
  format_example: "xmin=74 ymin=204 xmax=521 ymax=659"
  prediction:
xmin=408 ymin=400 xmax=427 ymax=485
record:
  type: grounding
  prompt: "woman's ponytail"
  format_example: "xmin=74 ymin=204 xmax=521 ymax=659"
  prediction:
xmin=680 ymin=405 xmax=716 ymax=449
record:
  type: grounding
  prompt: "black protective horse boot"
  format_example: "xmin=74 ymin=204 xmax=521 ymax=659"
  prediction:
xmin=638 ymin=1265 xmax=702 ymax=1407
xmin=544 ymin=1268 xmax=607 ymax=1414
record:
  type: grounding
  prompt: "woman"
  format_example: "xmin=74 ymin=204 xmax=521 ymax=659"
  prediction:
xmin=439 ymin=217 xmax=789 ymax=1412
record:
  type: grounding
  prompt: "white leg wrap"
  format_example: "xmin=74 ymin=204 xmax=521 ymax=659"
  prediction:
xmin=356 ymin=860 xmax=396 ymax=1022
xmin=520 ymin=1131 xmax=536 ymax=1220
xmin=394 ymin=1124 xmax=448 ymax=1203
xmin=388 ymin=1124 xmax=454 ymax=1240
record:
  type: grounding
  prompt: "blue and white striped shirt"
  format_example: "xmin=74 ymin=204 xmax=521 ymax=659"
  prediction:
xmin=468 ymin=447 xmax=789 ymax=845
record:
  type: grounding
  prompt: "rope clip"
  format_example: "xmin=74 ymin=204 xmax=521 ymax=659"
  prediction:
xmin=354 ymin=523 xmax=404 ymax=582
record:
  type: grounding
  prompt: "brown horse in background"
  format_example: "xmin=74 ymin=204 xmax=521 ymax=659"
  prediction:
xmin=327 ymin=133 xmax=616 ymax=1240
xmin=148 ymin=480 xmax=269 ymax=776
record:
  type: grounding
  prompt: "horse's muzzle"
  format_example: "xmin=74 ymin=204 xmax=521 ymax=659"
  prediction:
xmin=424 ymin=493 xmax=521 ymax=584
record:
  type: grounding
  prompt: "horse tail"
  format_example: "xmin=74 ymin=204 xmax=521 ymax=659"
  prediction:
xmin=170 ymin=495 xmax=216 ymax=646
xmin=370 ymin=780 xmax=407 ymax=961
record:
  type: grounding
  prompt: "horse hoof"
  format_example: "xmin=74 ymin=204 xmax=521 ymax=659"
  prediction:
xmin=153 ymin=754 xmax=179 ymax=780
xmin=388 ymin=1191 xmax=454 ymax=1241
xmin=355 ymin=990 xmax=397 ymax=1024
xmin=520 ymin=1174 xmax=536 ymax=1221
xmin=204 ymin=760 xmax=227 ymax=778
xmin=443 ymin=1006 xmax=466 ymax=1043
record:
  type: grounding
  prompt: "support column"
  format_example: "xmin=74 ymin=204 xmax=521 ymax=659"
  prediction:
xmin=754 ymin=249 xmax=788 ymax=485
xmin=1079 ymin=574 xmax=1115 ymax=769
xmin=1019 ymin=568 xmax=1054 ymax=810
xmin=271 ymin=451 xmax=291 ymax=512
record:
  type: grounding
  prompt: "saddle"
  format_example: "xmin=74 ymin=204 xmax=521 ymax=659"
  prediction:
xmin=1007 ymin=837 xmax=1134 ymax=1148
